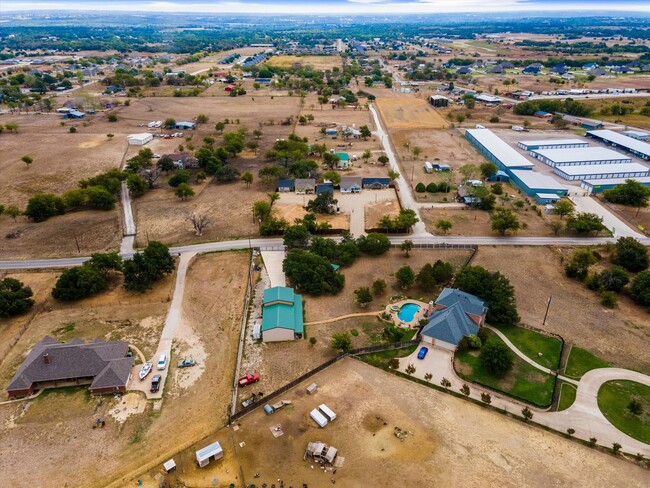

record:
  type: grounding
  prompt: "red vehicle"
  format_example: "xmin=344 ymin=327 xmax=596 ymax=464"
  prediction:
xmin=238 ymin=373 xmax=260 ymax=386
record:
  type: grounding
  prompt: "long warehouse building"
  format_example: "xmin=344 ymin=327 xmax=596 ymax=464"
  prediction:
xmin=586 ymin=129 xmax=650 ymax=160
xmin=465 ymin=128 xmax=535 ymax=171
xmin=554 ymin=162 xmax=650 ymax=181
xmin=580 ymin=176 xmax=650 ymax=194
xmin=531 ymin=147 xmax=631 ymax=167
xmin=517 ymin=139 xmax=588 ymax=151
xmin=509 ymin=170 xmax=569 ymax=204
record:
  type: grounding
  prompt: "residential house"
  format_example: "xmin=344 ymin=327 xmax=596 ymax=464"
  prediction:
xmin=612 ymin=66 xmax=634 ymax=74
xmin=340 ymin=176 xmax=362 ymax=193
xmin=534 ymin=110 xmax=553 ymax=119
xmin=589 ymin=67 xmax=608 ymax=77
xmin=522 ymin=65 xmax=541 ymax=75
xmin=456 ymin=67 xmax=472 ymax=75
xmin=562 ymin=73 xmax=575 ymax=81
xmin=163 ymin=152 xmax=198 ymax=169
xmin=550 ymin=64 xmax=567 ymax=75
xmin=261 ymin=287 xmax=304 ymax=342
xmin=337 ymin=152 xmax=350 ymax=169
xmin=362 ymin=177 xmax=390 ymax=189
xmin=487 ymin=65 xmax=504 ymax=74
xmin=316 ymin=183 xmax=334 ymax=194
xmin=277 ymin=179 xmax=295 ymax=192
xmin=295 ymin=178 xmax=316 ymax=194
xmin=420 ymin=289 xmax=488 ymax=351
xmin=6 ymin=337 xmax=133 ymax=397
xmin=582 ymin=62 xmax=599 ymax=70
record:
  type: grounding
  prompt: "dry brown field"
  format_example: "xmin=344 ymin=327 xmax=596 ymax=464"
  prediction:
xmin=132 ymin=358 xmax=649 ymax=488
xmin=596 ymin=197 xmax=650 ymax=236
xmin=472 ymin=246 xmax=650 ymax=374
xmin=274 ymin=203 xmax=350 ymax=231
xmin=375 ymin=96 xmax=448 ymax=129
xmin=0 ymin=251 xmax=249 ymax=488
xmin=266 ymin=55 xmax=342 ymax=70
xmin=364 ymin=198 xmax=401 ymax=229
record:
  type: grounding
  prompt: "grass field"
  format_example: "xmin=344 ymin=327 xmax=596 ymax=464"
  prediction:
xmin=455 ymin=333 xmax=556 ymax=407
xmin=597 ymin=380 xmax=650 ymax=444
xmin=375 ymin=97 xmax=448 ymax=129
xmin=564 ymin=346 xmax=610 ymax=379
xmin=557 ymin=382 xmax=577 ymax=411
xmin=494 ymin=325 xmax=562 ymax=370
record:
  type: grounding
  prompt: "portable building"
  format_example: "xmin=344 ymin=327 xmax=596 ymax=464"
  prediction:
xmin=318 ymin=404 xmax=337 ymax=422
xmin=554 ymin=163 xmax=650 ymax=181
xmin=586 ymin=129 xmax=650 ymax=160
xmin=252 ymin=322 xmax=261 ymax=341
xmin=196 ymin=441 xmax=223 ymax=468
xmin=174 ymin=121 xmax=196 ymax=130
xmin=310 ymin=408 xmax=328 ymax=428
xmin=465 ymin=128 xmax=535 ymax=172
xmin=163 ymin=459 xmax=176 ymax=473
xmin=306 ymin=383 xmax=318 ymax=395
xmin=127 ymin=133 xmax=153 ymax=146
xmin=580 ymin=176 xmax=650 ymax=194
xmin=424 ymin=161 xmax=434 ymax=173
xmin=263 ymin=404 xmax=274 ymax=415
xmin=517 ymin=139 xmax=588 ymax=151
xmin=531 ymin=147 xmax=631 ymax=167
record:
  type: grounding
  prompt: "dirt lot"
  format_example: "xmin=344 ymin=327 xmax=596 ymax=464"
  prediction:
xmin=375 ymin=96 xmax=448 ymax=129
xmin=365 ymin=198 xmax=401 ymax=229
xmin=274 ymin=203 xmax=349 ymax=231
xmin=471 ymin=246 xmax=650 ymax=374
xmin=597 ymin=197 xmax=650 ymax=236
xmin=266 ymin=55 xmax=342 ymax=70
xmin=135 ymin=358 xmax=649 ymax=488
xmin=0 ymin=251 xmax=249 ymax=488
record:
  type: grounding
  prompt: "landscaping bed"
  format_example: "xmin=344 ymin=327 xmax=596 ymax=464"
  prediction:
xmin=597 ymin=380 xmax=650 ymax=444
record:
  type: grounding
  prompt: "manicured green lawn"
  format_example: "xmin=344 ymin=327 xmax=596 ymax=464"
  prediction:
xmin=455 ymin=335 xmax=556 ymax=407
xmin=557 ymin=382 xmax=577 ymax=411
xmin=598 ymin=380 xmax=650 ymax=445
xmin=359 ymin=344 xmax=419 ymax=369
xmin=564 ymin=346 xmax=610 ymax=379
xmin=494 ymin=324 xmax=562 ymax=370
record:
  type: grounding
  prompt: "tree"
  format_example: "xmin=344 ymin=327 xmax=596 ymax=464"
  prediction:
xmin=481 ymin=392 xmax=492 ymax=405
xmin=479 ymin=339 xmax=514 ymax=376
xmin=521 ymin=406 xmax=534 ymax=421
xmin=612 ymin=443 xmax=622 ymax=454
xmin=463 ymin=94 xmax=476 ymax=109
xmin=187 ymin=212 xmax=212 ymax=236
xmin=612 ymin=237 xmax=649 ymax=272
xmin=455 ymin=266 xmax=520 ymax=327
xmin=0 ymin=278 xmax=34 ymax=318
xmin=627 ymin=399 xmax=643 ymax=415
xmin=412 ymin=146 xmax=422 ymax=160
xmin=630 ymin=270 xmax=650 ymax=306
xmin=441 ymin=377 xmax=452 ymax=388
xmin=21 ymin=155 xmax=33 ymax=169
xmin=378 ymin=155 xmax=389 ymax=166
xmin=322 ymin=170 xmax=341 ymax=186
xmin=362 ymin=149 xmax=372 ymax=163
xmin=565 ymin=248 xmax=599 ymax=280
xmin=553 ymin=199 xmax=574 ymax=219
xmin=415 ymin=182 xmax=426 ymax=193
xmin=456 ymin=113 xmax=466 ymax=125
xmin=593 ymin=266 xmax=629 ymax=292
xmin=25 ymin=193 xmax=65 ymax=222
xmin=372 ymin=279 xmax=387 ymax=296
xmin=354 ymin=287 xmax=373 ymax=307
xmin=175 ymin=183 xmax=195 ymax=200
xmin=388 ymin=169 xmax=400 ymax=182
xmin=357 ymin=233 xmax=390 ymax=256
xmin=603 ymin=179 xmax=650 ymax=209
xmin=85 ymin=186 xmax=116 ymax=210
xmin=241 ymin=172 xmax=253 ymax=188
xmin=359 ymin=125 xmax=372 ymax=140
xmin=331 ymin=332 xmax=352 ymax=352
xmin=126 ymin=174 xmax=148 ymax=196
xmin=400 ymin=239 xmax=413 ymax=257
xmin=322 ymin=152 xmax=340 ymax=169
xmin=253 ymin=200 xmax=272 ymax=223
xmin=396 ymin=265 xmax=415 ymax=289
xmin=567 ymin=213 xmax=605 ymax=234
xmin=283 ymin=249 xmax=345 ymax=295
xmin=215 ymin=121 xmax=225 ymax=132
xmin=406 ymin=364 xmax=416 ymax=375
xmin=306 ymin=191 xmax=338 ymax=215
xmin=164 ymin=118 xmax=176 ymax=129
xmin=196 ymin=114 xmax=209 ymax=124
xmin=435 ymin=219 xmax=453 ymax=235
xmin=460 ymin=384 xmax=470 ymax=396
xmin=168 ymin=169 xmax=191 ymax=187
xmin=123 ymin=241 xmax=175 ymax=292
xmin=416 ymin=263 xmax=438 ymax=291
xmin=459 ymin=164 xmax=480 ymax=182
xmin=490 ymin=207 xmax=520 ymax=236
xmin=4 ymin=205 xmax=20 ymax=221
xmin=52 ymin=266 xmax=107 ymax=301
xmin=87 ymin=252 xmax=123 ymax=277
xmin=283 ymin=224 xmax=311 ymax=249
xmin=480 ymin=162 xmax=498 ymax=179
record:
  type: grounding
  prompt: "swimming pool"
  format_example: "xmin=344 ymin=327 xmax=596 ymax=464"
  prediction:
xmin=397 ymin=303 xmax=421 ymax=322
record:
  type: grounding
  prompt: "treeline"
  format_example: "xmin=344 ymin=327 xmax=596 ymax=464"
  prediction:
xmin=516 ymin=40 xmax=650 ymax=55
xmin=513 ymin=99 xmax=592 ymax=117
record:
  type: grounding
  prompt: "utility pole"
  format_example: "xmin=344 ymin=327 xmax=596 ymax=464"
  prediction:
xmin=542 ymin=295 xmax=552 ymax=326
xmin=74 ymin=234 xmax=81 ymax=254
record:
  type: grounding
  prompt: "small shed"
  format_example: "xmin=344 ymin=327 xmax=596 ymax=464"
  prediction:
xmin=252 ymin=322 xmax=261 ymax=341
xmin=306 ymin=383 xmax=318 ymax=394
xmin=336 ymin=152 xmax=350 ymax=169
xmin=487 ymin=170 xmax=510 ymax=182
xmin=534 ymin=193 xmax=561 ymax=205
xmin=424 ymin=161 xmax=434 ymax=173
xmin=277 ymin=179 xmax=295 ymax=192
xmin=163 ymin=459 xmax=176 ymax=473
xmin=196 ymin=441 xmax=223 ymax=468
xmin=316 ymin=183 xmax=334 ymax=195
xmin=429 ymin=95 xmax=450 ymax=108
xmin=325 ymin=128 xmax=337 ymax=136
xmin=534 ymin=110 xmax=553 ymax=119
xmin=319 ymin=404 xmax=336 ymax=421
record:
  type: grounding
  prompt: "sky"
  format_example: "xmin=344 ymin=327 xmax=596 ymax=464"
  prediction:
xmin=3 ymin=0 xmax=650 ymax=15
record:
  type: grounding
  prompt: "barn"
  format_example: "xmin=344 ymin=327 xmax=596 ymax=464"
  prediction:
xmin=127 ymin=133 xmax=153 ymax=145
xmin=261 ymin=287 xmax=304 ymax=342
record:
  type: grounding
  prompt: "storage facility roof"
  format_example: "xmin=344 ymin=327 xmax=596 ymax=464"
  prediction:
xmin=465 ymin=129 xmax=535 ymax=168
xmin=587 ymin=129 xmax=650 ymax=158
xmin=510 ymin=170 xmax=568 ymax=190
xmin=581 ymin=176 xmax=650 ymax=186
xmin=519 ymin=139 xmax=586 ymax=148
xmin=556 ymin=162 xmax=650 ymax=176
xmin=532 ymin=147 xmax=631 ymax=164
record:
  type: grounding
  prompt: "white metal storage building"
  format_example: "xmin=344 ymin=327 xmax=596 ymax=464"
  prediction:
xmin=622 ymin=130 xmax=650 ymax=142
xmin=531 ymin=147 xmax=631 ymax=167
xmin=127 ymin=133 xmax=153 ymax=145
xmin=465 ymin=129 xmax=535 ymax=171
xmin=195 ymin=441 xmax=223 ymax=468
xmin=586 ymin=129 xmax=650 ymax=160
xmin=517 ymin=139 xmax=588 ymax=151
xmin=554 ymin=162 xmax=650 ymax=181
xmin=580 ymin=176 xmax=650 ymax=194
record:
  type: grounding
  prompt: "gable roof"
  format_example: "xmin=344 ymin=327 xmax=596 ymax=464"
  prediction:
xmin=278 ymin=179 xmax=295 ymax=188
xmin=435 ymin=287 xmax=487 ymax=317
xmin=7 ymin=337 xmax=131 ymax=393
xmin=421 ymin=303 xmax=479 ymax=345
xmin=261 ymin=293 xmax=303 ymax=334
xmin=340 ymin=176 xmax=363 ymax=187
xmin=263 ymin=286 xmax=296 ymax=305
xmin=295 ymin=178 xmax=316 ymax=189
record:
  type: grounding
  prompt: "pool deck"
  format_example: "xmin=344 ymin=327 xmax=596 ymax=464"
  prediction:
xmin=386 ymin=299 xmax=430 ymax=328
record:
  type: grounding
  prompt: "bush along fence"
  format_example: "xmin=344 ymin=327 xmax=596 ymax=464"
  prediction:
xmin=228 ymin=340 xmax=419 ymax=424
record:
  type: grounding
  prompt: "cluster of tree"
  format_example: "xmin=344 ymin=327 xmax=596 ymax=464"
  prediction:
xmin=513 ymin=99 xmax=592 ymax=117
xmin=394 ymin=260 xmax=455 ymax=291
xmin=50 ymin=242 xmax=175 ymax=300
xmin=490 ymin=207 xmax=521 ymax=236
xmin=283 ymin=249 xmax=345 ymax=296
xmin=0 ymin=277 xmax=34 ymax=318
xmin=415 ymin=181 xmax=452 ymax=194
xmin=565 ymin=212 xmax=606 ymax=235
xmin=306 ymin=191 xmax=338 ymax=215
xmin=455 ymin=265 xmax=520 ymax=327
xmin=265 ymin=134 xmax=310 ymax=167
xmin=602 ymin=179 xmax=650 ymax=209
xmin=377 ymin=209 xmax=419 ymax=233
xmin=253 ymin=193 xmax=288 ymax=236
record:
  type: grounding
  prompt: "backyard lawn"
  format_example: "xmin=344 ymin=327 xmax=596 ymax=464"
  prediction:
xmin=564 ymin=346 xmax=610 ymax=379
xmin=359 ymin=344 xmax=419 ymax=369
xmin=597 ymin=380 xmax=650 ymax=444
xmin=455 ymin=333 xmax=556 ymax=407
xmin=557 ymin=381 xmax=577 ymax=411
xmin=493 ymin=324 xmax=562 ymax=370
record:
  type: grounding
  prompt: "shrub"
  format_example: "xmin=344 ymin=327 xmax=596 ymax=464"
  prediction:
xmin=600 ymin=291 xmax=618 ymax=308
xmin=350 ymin=328 xmax=359 ymax=337
xmin=441 ymin=377 xmax=452 ymax=388
xmin=415 ymin=182 xmax=426 ymax=193
xmin=387 ymin=358 xmax=399 ymax=369
xmin=426 ymin=182 xmax=438 ymax=193
xmin=468 ymin=334 xmax=482 ymax=349
xmin=405 ymin=363 xmax=416 ymax=374
xmin=309 ymin=337 xmax=317 ymax=346
xmin=490 ymin=116 xmax=500 ymax=123
xmin=521 ymin=406 xmax=533 ymax=421
xmin=589 ymin=437 xmax=598 ymax=447
xmin=477 ymin=327 xmax=490 ymax=344
xmin=491 ymin=183 xmax=503 ymax=195
xmin=372 ymin=279 xmax=387 ymax=296
xmin=0 ymin=278 xmax=34 ymax=318
xmin=627 ymin=399 xmax=643 ymax=415
xmin=481 ymin=392 xmax=492 ymax=405
xmin=479 ymin=339 xmax=514 ymax=376
xmin=457 ymin=335 xmax=470 ymax=352
xmin=52 ymin=266 xmax=107 ymax=301
xmin=567 ymin=428 xmax=575 ymax=436
xmin=460 ymin=384 xmax=470 ymax=396
xmin=69 ymin=126 xmax=77 ymax=133
xmin=629 ymin=270 xmax=650 ymax=306
xmin=168 ymin=170 xmax=191 ymax=187
xmin=612 ymin=443 xmax=621 ymax=454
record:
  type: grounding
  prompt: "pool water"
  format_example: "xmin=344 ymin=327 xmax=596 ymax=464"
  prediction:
xmin=397 ymin=303 xmax=421 ymax=322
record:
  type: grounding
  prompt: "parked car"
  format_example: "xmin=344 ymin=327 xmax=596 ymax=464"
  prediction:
xmin=238 ymin=373 xmax=260 ymax=386
xmin=157 ymin=354 xmax=168 ymax=371
xmin=150 ymin=374 xmax=161 ymax=393
xmin=177 ymin=359 xmax=196 ymax=368
xmin=417 ymin=347 xmax=429 ymax=360
xmin=152 ymin=154 xmax=161 ymax=159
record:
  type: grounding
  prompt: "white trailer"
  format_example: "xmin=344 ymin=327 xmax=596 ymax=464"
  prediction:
xmin=318 ymin=404 xmax=337 ymax=422
xmin=310 ymin=408 xmax=328 ymax=428
xmin=424 ymin=161 xmax=434 ymax=173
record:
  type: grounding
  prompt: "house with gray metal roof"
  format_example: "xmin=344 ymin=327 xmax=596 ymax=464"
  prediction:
xmin=6 ymin=337 xmax=133 ymax=397
xmin=295 ymin=178 xmax=316 ymax=194
xmin=420 ymin=289 xmax=487 ymax=351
